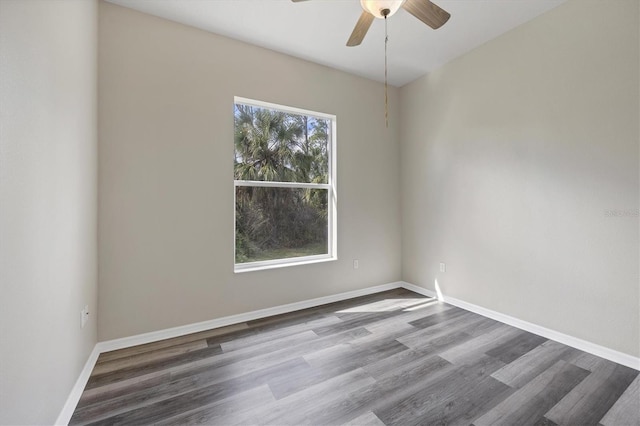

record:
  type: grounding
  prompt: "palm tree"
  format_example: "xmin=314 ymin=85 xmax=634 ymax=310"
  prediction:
xmin=234 ymin=105 xmax=302 ymax=182
xmin=234 ymin=104 xmax=329 ymax=262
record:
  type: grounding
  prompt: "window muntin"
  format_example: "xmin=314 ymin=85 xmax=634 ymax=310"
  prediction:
xmin=234 ymin=97 xmax=336 ymax=272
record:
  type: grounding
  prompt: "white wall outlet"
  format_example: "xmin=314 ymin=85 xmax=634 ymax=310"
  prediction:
xmin=81 ymin=305 xmax=89 ymax=328
xmin=353 ymin=259 xmax=359 ymax=269
xmin=439 ymin=262 xmax=446 ymax=273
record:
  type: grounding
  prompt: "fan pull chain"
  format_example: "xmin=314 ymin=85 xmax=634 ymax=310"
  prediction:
xmin=384 ymin=14 xmax=388 ymax=128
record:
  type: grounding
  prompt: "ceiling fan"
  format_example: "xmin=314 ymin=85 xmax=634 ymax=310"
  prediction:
xmin=292 ymin=0 xmax=450 ymax=127
xmin=291 ymin=0 xmax=451 ymax=46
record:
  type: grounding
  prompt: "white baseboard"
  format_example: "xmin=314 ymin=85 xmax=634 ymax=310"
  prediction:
xmin=97 ymin=281 xmax=404 ymax=353
xmin=55 ymin=345 xmax=101 ymax=426
xmin=56 ymin=279 xmax=639 ymax=424
xmin=56 ymin=281 xmax=403 ymax=424
xmin=400 ymin=281 xmax=640 ymax=371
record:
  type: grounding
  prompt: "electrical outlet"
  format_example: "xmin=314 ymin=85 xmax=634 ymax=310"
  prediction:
xmin=353 ymin=259 xmax=359 ymax=269
xmin=439 ymin=262 xmax=446 ymax=273
xmin=81 ymin=305 xmax=89 ymax=328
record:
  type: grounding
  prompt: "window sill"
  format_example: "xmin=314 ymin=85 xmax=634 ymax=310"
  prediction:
xmin=234 ymin=255 xmax=337 ymax=273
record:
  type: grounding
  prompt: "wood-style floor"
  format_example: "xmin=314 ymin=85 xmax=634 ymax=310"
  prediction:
xmin=70 ymin=289 xmax=640 ymax=426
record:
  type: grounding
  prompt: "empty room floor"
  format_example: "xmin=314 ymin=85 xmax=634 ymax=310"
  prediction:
xmin=70 ymin=288 xmax=639 ymax=425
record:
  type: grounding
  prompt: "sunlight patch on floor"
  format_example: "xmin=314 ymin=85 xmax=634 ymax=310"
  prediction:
xmin=403 ymin=299 xmax=438 ymax=311
xmin=337 ymin=297 xmax=431 ymax=313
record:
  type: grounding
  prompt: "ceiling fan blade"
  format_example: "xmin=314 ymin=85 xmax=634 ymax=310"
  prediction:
xmin=347 ymin=11 xmax=375 ymax=47
xmin=402 ymin=0 xmax=450 ymax=29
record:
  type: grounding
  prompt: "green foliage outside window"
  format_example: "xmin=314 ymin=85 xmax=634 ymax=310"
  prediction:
xmin=234 ymin=103 xmax=331 ymax=264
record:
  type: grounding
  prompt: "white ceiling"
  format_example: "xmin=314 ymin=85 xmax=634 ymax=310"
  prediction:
xmin=105 ymin=0 xmax=567 ymax=87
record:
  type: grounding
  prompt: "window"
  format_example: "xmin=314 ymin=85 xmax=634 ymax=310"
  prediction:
xmin=234 ymin=97 xmax=337 ymax=272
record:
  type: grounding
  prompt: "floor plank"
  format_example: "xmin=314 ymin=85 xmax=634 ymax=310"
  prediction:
xmin=490 ymin=340 xmax=580 ymax=388
xmin=599 ymin=373 xmax=640 ymax=426
xmin=485 ymin=331 xmax=548 ymax=365
xmin=341 ymin=411 xmax=386 ymax=426
xmin=96 ymin=322 xmax=249 ymax=364
xmin=91 ymin=339 xmax=209 ymax=376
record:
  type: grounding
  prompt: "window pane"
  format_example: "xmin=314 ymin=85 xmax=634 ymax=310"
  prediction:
xmin=234 ymin=104 xmax=329 ymax=184
xmin=235 ymin=186 xmax=328 ymax=264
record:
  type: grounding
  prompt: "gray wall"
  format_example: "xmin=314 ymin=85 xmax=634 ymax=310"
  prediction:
xmin=400 ymin=0 xmax=639 ymax=357
xmin=98 ymin=2 xmax=402 ymax=340
xmin=0 ymin=1 xmax=98 ymax=424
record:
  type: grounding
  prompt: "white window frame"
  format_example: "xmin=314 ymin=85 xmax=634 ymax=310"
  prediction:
xmin=234 ymin=96 xmax=337 ymax=273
